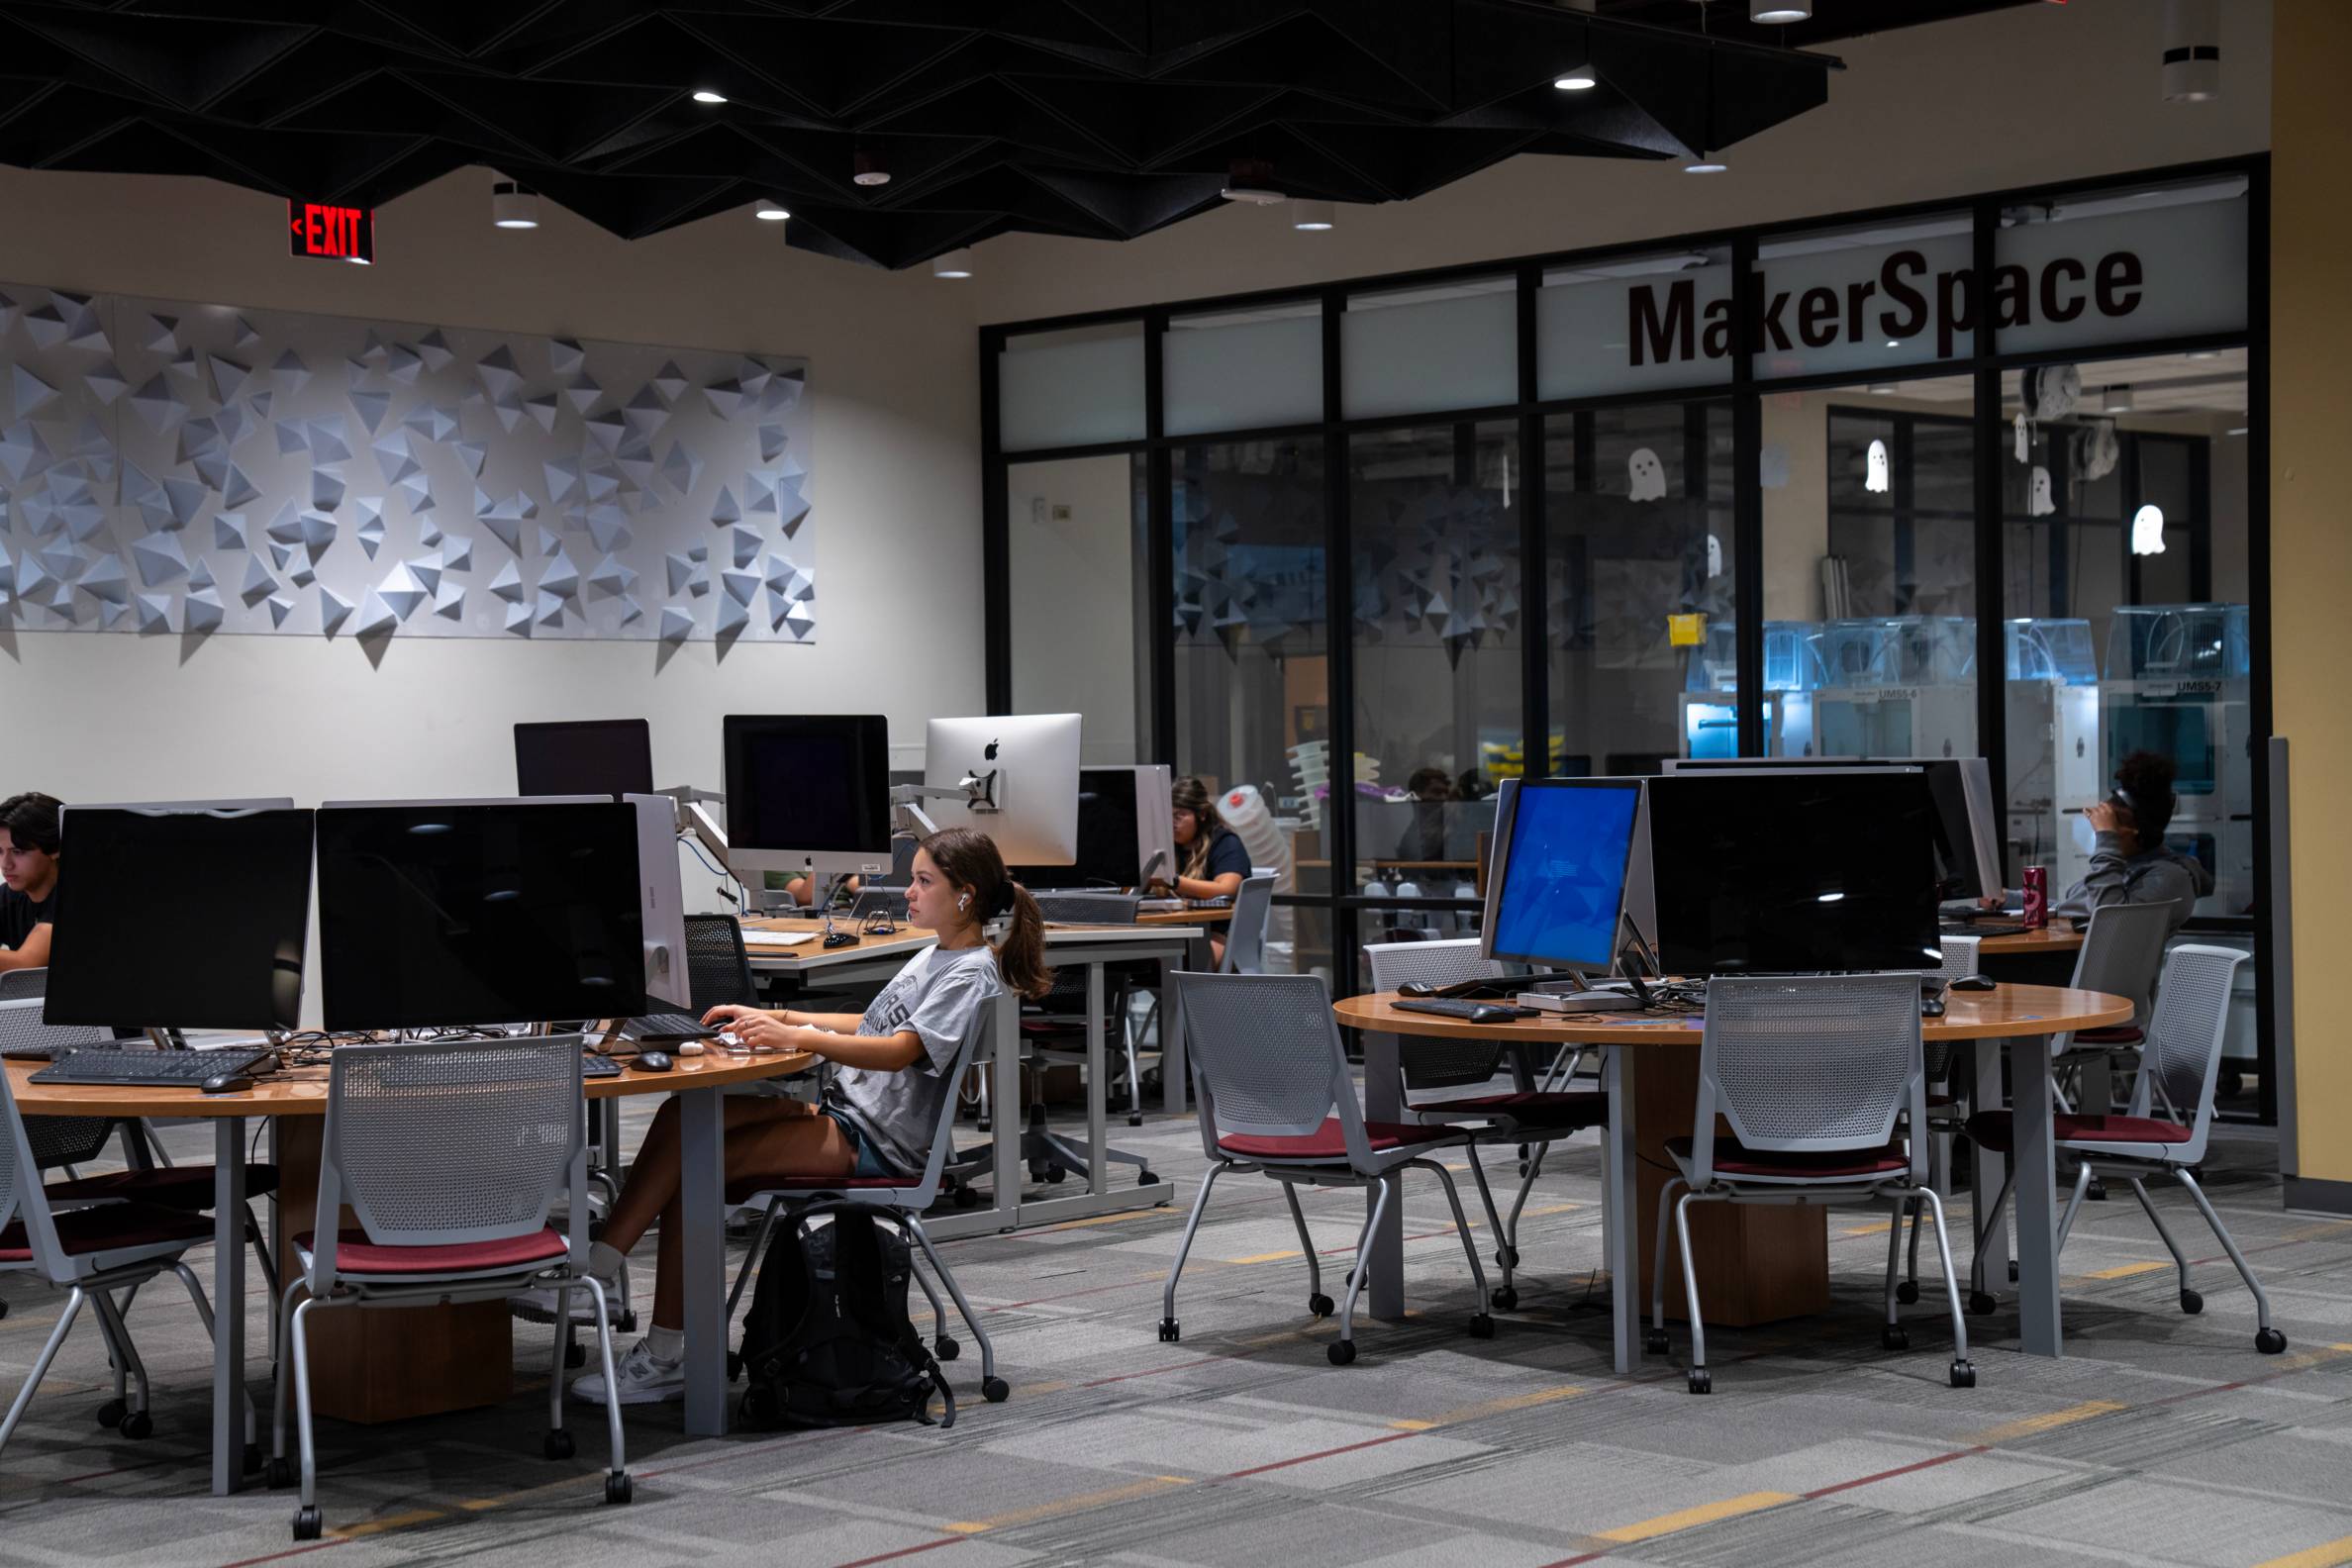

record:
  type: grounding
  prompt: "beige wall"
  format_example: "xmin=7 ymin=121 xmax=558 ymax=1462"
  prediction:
xmin=1005 ymin=453 xmax=1141 ymax=763
xmin=0 ymin=163 xmax=982 ymax=804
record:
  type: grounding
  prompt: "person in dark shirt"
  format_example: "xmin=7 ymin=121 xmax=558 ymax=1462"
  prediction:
xmin=1156 ymin=776 xmax=1250 ymax=965
xmin=0 ymin=792 xmax=61 ymax=972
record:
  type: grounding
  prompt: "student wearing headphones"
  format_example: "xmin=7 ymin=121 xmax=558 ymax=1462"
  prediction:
xmin=1150 ymin=775 xmax=1249 ymax=965
xmin=0 ymin=792 xmax=62 ymax=973
xmin=2054 ymin=749 xmax=2212 ymax=934
xmin=512 ymin=827 xmax=1051 ymax=1407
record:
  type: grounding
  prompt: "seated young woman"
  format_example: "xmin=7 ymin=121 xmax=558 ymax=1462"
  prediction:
xmin=1149 ymin=775 xmax=1249 ymax=965
xmin=0 ymin=792 xmax=62 ymax=973
xmin=514 ymin=826 xmax=1050 ymax=1406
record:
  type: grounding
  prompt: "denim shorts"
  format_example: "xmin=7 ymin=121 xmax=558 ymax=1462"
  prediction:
xmin=819 ymin=1109 xmax=895 ymax=1179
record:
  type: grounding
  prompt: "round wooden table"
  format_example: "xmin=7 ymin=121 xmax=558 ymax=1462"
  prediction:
xmin=8 ymin=1046 xmax=813 ymax=1495
xmin=1334 ymin=983 xmax=2132 ymax=1372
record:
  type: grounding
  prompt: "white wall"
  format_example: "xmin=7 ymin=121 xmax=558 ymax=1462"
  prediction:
xmin=0 ymin=164 xmax=982 ymax=804
xmin=1005 ymin=453 xmax=1141 ymax=763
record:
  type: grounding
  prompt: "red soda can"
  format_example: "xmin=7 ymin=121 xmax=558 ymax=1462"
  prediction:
xmin=2021 ymin=865 xmax=2048 ymax=930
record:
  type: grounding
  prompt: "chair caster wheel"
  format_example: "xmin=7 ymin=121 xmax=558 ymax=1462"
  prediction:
xmin=1687 ymin=1369 xmax=1712 ymax=1395
xmin=1027 ymin=1162 xmax=1048 ymax=1183
xmin=2086 ymin=1178 xmax=2107 ymax=1202
xmin=544 ymin=1428 xmax=575 ymax=1461
xmin=952 ymin=1185 xmax=982 ymax=1209
xmin=1158 ymin=1319 xmax=1180 ymax=1342
xmin=1128 ymin=1116 xmax=1144 ymax=1128
xmin=1496 ymin=1245 xmax=1520 ymax=1270
xmin=1949 ymin=1359 xmax=1977 ymax=1389
xmin=1308 ymin=1293 xmax=1334 ymax=1319
xmin=1467 ymin=1314 xmax=1495 ymax=1340
xmin=1968 ymin=1291 xmax=1999 ymax=1317
xmin=618 ymin=1312 xmax=637 ymax=1333
xmin=245 ymin=1442 xmax=264 ymax=1476
xmin=118 ymin=1411 xmax=152 ymax=1439
xmin=96 ymin=1400 xmax=126 ymax=1428
xmin=266 ymin=1456 xmax=293 ymax=1490
xmin=1882 ymin=1325 xmax=1910 ymax=1351
xmin=2180 ymin=1289 xmax=2203 ymax=1316
xmin=2257 ymin=1327 xmax=2289 ymax=1354
xmin=1327 ymin=1340 xmax=1357 ymax=1366
xmin=1490 ymin=1286 xmax=1519 ymax=1311
xmin=1896 ymin=1281 xmax=1919 ymax=1306
xmin=1643 ymin=1328 xmax=1670 ymax=1354
xmin=934 ymin=1335 xmax=959 ymax=1361
xmin=292 ymin=1506 xmax=323 ymax=1541
xmin=605 ymin=1472 xmax=634 ymax=1506
xmin=564 ymin=1342 xmax=586 ymax=1369
xmin=982 ymin=1377 xmax=1010 ymax=1403
xmin=1045 ymin=1166 xmax=1066 ymax=1184
xmin=1138 ymin=1171 xmax=1158 ymax=1187
xmin=727 ymin=1350 xmax=743 ymax=1381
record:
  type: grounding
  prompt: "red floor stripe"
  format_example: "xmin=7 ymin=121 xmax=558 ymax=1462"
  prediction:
xmin=213 ymin=1541 xmax=347 ymax=1568
xmin=1804 ymin=1444 xmax=1983 ymax=1499
xmin=1225 ymin=1428 xmax=1421 ymax=1478
xmin=831 ymin=1535 xmax=966 ymax=1568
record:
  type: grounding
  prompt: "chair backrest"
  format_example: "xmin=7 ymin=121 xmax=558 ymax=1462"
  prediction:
xmin=1365 ymin=938 xmax=1508 ymax=1092
xmin=887 ymin=985 xmax=1002 ymax=1208
xmin=0 ymin=1001 xmax=119 ymax=1169
xmin=0 ymin=967 xmax=47 ymax=1000
xmin=1174 ymin=971 xmax=1376 ymax=1169
xmin=683 ymin=914 xmax=761 ymax=1011
xmin=0 ymin=1063 xmax=72 ymax=1280
xmin=2127 ymin=943 xmax=2246 ymax=1159
xmin=2069 ymin=902 xmax=2173 ymax=1026
xmin=1693 ymin=974 xmax=1924 ymax=1181
xmin=314 ymin=1036 xmax=586 ymax=1286
xmin=1921 ymin=933 xmax=1981 ymax=1081
xmin=1033 ymin=891 xmax=1140 ymax=926
xmin=1220 ymin=874 xmax=1278 ymax=975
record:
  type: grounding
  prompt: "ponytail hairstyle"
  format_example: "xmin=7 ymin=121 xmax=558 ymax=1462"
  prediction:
xmin=1170 ymin=775 xmax=1226 ymax=881
xmin=919 ymin=827 xmax=1053 ymax=1001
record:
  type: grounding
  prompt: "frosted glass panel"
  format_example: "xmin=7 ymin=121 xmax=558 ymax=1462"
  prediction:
xmin=1341 ymin=286 xmax=1516 ymax=419
xmin=1000 ymin=323 xmax=1145 ymax=451
xmin=1538 ymin=259 xmax=1733 ymax=400
xmin=1165 ymin=311 xmax=1323 ymax=436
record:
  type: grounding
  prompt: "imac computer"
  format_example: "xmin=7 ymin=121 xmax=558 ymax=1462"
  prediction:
xmin=1479 ymin=778 xmax=1644 ymax=973
xmin=717 ymin=714 xmax=894 ymax=886
xmin=316 ymin=800 xmax=647 ymax=1030
xmin=1645 ymin=768 xmax=1943 ymax=976
xmin=46 ymin=804 xmax=314 ymax=1031
xmin=514 ymin=718 xmax=655 ymax=798
xmin=919 ymin=713 xmax=1082 ymax=868
xmin=626 ymin=793 xmax=690 ymax=1009
xmin=1667 ymin=754 xmax=2002 ymax=902
xmin=1015 ymin=764 xmax=1175 ymax=890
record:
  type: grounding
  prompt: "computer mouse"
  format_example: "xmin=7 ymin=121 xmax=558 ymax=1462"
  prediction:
xmin=1467 ymin=1003 xmax=1520 ymax=1025
xmin=1920 ymin=996 xmax=1947 ymax=1019
xmin=201 ymin=1073 xmax=254 ymax=1095
xmin=1949 ymin=974 xmax=1997 ymax=991
xmin=715 ymin=1029 xmax=743 ymax=1050
xmin=634 ymin=1050 xmax=675 ymax=1073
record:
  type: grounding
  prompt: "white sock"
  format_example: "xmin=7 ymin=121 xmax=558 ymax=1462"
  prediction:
xmin=645 ymin=1323 xmax=684 ymax=1363
xmin=588 ymin=1240 xmax=627 ymax=1283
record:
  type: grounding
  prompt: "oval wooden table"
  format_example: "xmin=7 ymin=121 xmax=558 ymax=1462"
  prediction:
xmin=9 ymin=1046 xmax=814 ymax=1496
xmin=1334 ymin=983 xmax=2133 ymax=1374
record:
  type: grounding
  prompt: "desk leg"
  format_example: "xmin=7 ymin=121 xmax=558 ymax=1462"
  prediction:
xmin=677 ymin=1088 xmax=728 ymax=1436
xmin=1086 ymin=960 xmax=1108 ymax=1197
xmin=1160 ymin=936 xmax=1213 ymax=1115
xmin=1360 ymin=1029 xmax=1406 ymax=1322
xmin=2010 ymin=1037 xmax=2064 ymax=1356
xmin=1603 ymin=1049 xmax=1636 ymax=1376
xmin=212 ymin=1119 xmax=247 ymax=1495
xmin=1971 ymin=1038 xmax=2008 ymax=1298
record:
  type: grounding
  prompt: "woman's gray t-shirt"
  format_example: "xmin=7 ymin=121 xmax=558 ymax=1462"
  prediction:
xmin=824 ymin=943 xmax=1001 ymax=1176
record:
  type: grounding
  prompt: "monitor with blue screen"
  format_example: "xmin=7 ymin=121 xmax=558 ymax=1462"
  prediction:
xmin=1479 ymin=779 xmax=1642 ymax=970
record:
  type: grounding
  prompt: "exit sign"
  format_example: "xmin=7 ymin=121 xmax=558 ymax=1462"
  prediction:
xmin=288 ymin=199 xmax=373 ymax=263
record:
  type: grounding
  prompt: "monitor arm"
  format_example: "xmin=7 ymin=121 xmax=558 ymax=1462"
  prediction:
xmin=890 ymin=778 xmax=994 ymax=840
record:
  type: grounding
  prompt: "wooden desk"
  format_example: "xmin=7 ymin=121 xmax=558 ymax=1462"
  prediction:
xmin=1334 ymin=984 xmax=2130 ymax=1373
xmin=1975 ymin=925 xmax=2086 ymax=958
xmin=1137 ymin=907 xmax=1231 ymax=928
xmin=11 ymin=1047 xmax=811 ymax=1494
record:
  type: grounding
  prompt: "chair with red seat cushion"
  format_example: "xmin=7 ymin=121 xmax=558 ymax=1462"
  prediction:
xmin=1649 ymin=974 xmax=1975 ymax=1395
xmin=1962 ymin=944 xmax=2282 ymax=1353
xmin=1158 ymin=971 xmax=1490 ymax=1366
xmin=268 ymin=1036 xmax=630 ymax=1543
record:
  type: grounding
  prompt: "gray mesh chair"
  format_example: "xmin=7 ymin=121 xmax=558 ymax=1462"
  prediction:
xmin=721 ymin=1002 xmax=1008 ymax=1409
xmin=0 ymin=1052 xmax=224 ymax=1460
xmin=0 ymin=967 xmax=46 ymax=1000
xmin=1364 ymin=938 xmax=1606 ymax=1311
xmin=1964 ymin=944 xmax=2282 ymax=1351
xmin=1900 ymin=932 xmax=1982 ymax=1303
xmin=1158 ymin=971 xmax=1493 ymax=1365
xmin=2049 ymin=902 xmax=2173 ymax=1097
xmin=1220 ymin=874 xmax=1277 ymax=975
xmin=267 ymin=1036 xmax=630 ymax=1540
xmin=1648 ymin=974 xmax=1974 ymax=1394
xmin=685 ymin=914 xmax=762 ymax=1011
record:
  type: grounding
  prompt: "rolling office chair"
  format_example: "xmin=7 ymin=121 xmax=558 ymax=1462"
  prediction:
xmin=2047 ymin=902 xmax=2173 ymax=1112
xmin=0 ymin=967 xmax=46 ymax=1000
xmin=1159 ymin=971 xmax=1493 ymax=1364
xmin=270 ymin=1036 xmax=629 ymax=1540
xmin=1901 ymin=932 xmax=1980 ymax=1304
xmin=1648 ymin=974 xmax=1975 ymax=1394
xmin=1965 ymin=944 xmax=2282 ymax=1350
xmin=1028 ymin=890 xmax=1155 ymax=1134
xmin=1220 ymin=874 xmax=1277 ymax=975
xmin=684 ymin=913 xmax=764 ymax=1010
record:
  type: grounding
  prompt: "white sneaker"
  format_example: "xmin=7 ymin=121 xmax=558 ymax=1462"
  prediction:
xmin=572 ymin=1338 xmax=685 ymax=1406
xmin=509 ymin=1276 xmax=619 ymax=1326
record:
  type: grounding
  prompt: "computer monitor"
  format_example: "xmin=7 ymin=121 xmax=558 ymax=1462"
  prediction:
xmin=46 ymin=804 xmax=314 ymax=1031
xmin=626 ymin=793 xmax=689 ymax=1010
xmin=514 ymin=719 xmax=654 ymax=798
xmin=720 ymin=715 xmax=894 ymax=882
xmin=1014 ymin=764 xmax=1175 ymax=890
xmin=1666 ymin=754 xmax=2002 ymax=900
xmin=924 ymin=713 xmax=1082 ymax=867
xmin=316 ymin=800 xmax=647 ymax=1030
xmin=1645 ymin=768 xmax=1943 ymax=976
xmin=1479 ymin=779 xmax=1643 ymax=971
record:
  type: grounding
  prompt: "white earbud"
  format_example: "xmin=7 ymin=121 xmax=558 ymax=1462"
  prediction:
xmin=957 ymin=894 xmax=970 ymax=913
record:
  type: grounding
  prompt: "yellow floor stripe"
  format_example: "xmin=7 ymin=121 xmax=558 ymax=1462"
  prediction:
xmin=2254 ymin=1534 xmax=2352 ymax=1568
xmin=1397 ymin=1383 xmax=1585 ymax=1430
xmin=1598 ymin=1491 xmax=1796 ymax=1542
xmin=946 ymin=1474 xmax=1191 ymax=1533
xmin=1968 ymin=1400 xmax=2124 ymax=1445
xmin=1224 ymin=1249 xmax=1303 ymax=1265
xmin=331 ymin=1508 xmax=447 ymax=1538
xmin=2087 ymin=1260 xmax=2171 ymax=1280
xmin=1035 ymin=1209 xmax=1163 ymax=1233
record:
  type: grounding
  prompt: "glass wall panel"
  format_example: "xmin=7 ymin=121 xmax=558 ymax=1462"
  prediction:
xmin=1171 ymin=437 xmax=1329 ymax=977
xmin=1995 ymin=175 xmax=2248 ymax=357
xmin=1346 ymin=421 xmax=1520 ymax=895
xmin=1340 ymin=278 xmax=1516 ymax=420
xmin=1537 ymin=249 xmax=1734 ymax=401
xmin=1752 ymin=215 xmax=1977 ymax=381
xmin=999 ymin=322 xmax=1145 ymax=451
xmin=1006 ymin=454 xmax=1148 ymax=763
xmin=1545 ymin=402 xmax=1732 ymax=772
xmin=1165 ymin=302 xmax=1323 ymax=437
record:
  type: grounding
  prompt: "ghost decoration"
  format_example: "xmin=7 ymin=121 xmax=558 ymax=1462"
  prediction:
xmin=2130 ymin=503 xmax=2167 ymax=556
xmin=1865 ymin=439 xmax=1891 ymax=495
xmin=2028 ymin=464 xmax=2056 ymax=518
xmin=1706 ymin=533 xmax=1723 ymax=578
xmin=1627 ymin=447 xmax=1666 ymax=503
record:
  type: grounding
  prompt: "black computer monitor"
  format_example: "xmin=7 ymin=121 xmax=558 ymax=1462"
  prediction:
xmin=1645 ymin=769 xmax=1943 ymax=976
xmin=1669 ymin=755 xmax=1998 ymax=901
xmin=1479 ymin=779 xmax=1643 ymax=970
xmin=1015 ymin=768 xmax=1141 ymax=889
xmin=721 ymin=715 xmax=893 ymax=873
xmin=46 ymin=806 xmax=315 ymax=1031
xmin=513 ymin=719 xmax=654 ymax=798
xmin=316 ymin=801 xmax=647 ymax=1030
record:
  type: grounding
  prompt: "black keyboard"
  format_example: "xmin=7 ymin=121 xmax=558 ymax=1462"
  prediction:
xmin=34 ymin=1045 xmax=277 ymax=1087
xmin=583 ymin=1054 xmax=624 ymax=1078
xmin=1393 ymin=998 xmax=1537 ymax=1024
xmin=619 ymin=1013 xmax=707 ymax=1042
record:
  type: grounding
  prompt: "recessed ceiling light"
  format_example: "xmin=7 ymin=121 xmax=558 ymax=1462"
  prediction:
xmin=853 ymin=147 xmax=891 ymax=187
xmin=754 ymin=199 xmax=789 ymax=222
xmin=2225 ymin=426 xmax=2248 ymax=437
xmin=1291 ymin=199 xmax=1335 ymax=231
xmin=692 ymin=88 xmax=727 ymax=105
xmin=1684 ymin=160 xmax=1727 ymax=174
xmin=1222 ymin=157 xmax=1284 ymax=204
xmin=491 ymin=179 xmax=539 ymax=230
xmin=1752 ymin=3 xmax=1812 ymax=21
xmin=2185 ymin=348 xmax=2219 ymax=360
xmin=1867 ymin=383 xmax=1898 ymax=394
xmin=1553 ymin=67 xmax=1597 ymax=90
xmin=932 ymin=247 xmax=975 ymax=279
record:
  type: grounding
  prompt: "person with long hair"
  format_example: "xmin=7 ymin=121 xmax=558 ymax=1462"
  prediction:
xmin=1152 ymin=776 xmax=1249 ymax=964
xmin=0 ymin=792 xmax=62 ymax=973
xmin=515 ymin=827 xmax=1051 ymax=1406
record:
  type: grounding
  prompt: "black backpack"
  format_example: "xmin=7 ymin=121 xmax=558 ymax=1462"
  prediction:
xmin=736 ymin=1209 xmax=954 ymax=1430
